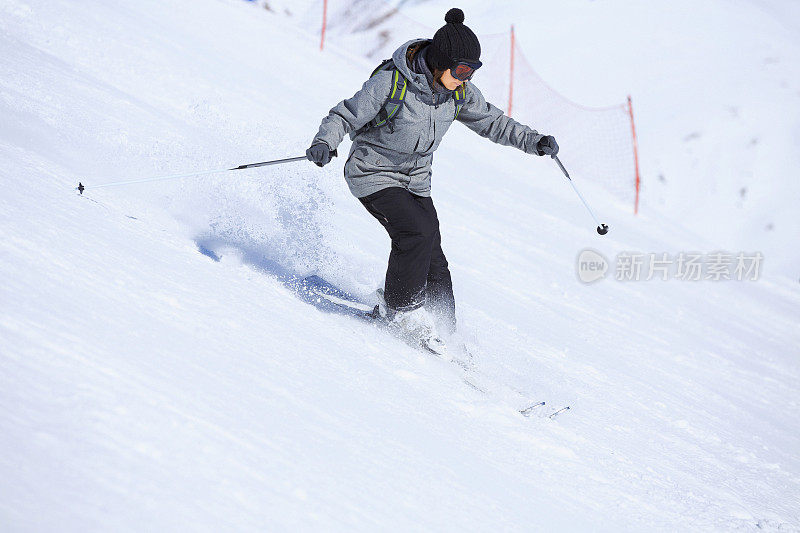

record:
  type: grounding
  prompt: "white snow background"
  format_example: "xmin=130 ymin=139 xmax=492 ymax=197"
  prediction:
xmin=0 ymin=0 xmax=799 ymax=531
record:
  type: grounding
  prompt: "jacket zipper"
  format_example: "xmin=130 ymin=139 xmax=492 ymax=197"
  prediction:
xmin=425 ymin=107 xmax=436 ymax=152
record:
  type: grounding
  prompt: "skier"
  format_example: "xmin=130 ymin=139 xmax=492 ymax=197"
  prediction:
xmin=307 ymin=8 xmax=559 ymax=353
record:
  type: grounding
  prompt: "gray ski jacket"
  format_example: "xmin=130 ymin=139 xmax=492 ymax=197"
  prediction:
xmin=312 ymin=39 xmax=544 ymax=198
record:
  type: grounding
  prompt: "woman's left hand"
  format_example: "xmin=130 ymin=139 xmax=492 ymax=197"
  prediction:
xmin=536 ymin=135 xmax=559 ymax=157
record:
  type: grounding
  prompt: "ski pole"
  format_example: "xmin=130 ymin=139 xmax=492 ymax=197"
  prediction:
xmin=76 ymin=150 xmax=337 ymax=194
xmin=551 ymin=155 xmax=609 ymax=235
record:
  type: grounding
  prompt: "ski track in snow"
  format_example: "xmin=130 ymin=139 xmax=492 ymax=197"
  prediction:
xmin=1 ymin=0 xmax=799 ymax=531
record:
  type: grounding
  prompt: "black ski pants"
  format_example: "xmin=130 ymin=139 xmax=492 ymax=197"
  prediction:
xmin=359 ymin=186 xmax=456 ymax=333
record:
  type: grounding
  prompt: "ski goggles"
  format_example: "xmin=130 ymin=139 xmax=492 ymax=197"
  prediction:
xmin=450 ymin=59 xmax=483 ymax=81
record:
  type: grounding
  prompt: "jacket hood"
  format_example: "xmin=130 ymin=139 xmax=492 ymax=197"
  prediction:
xmin=392 ymin=39 xmax=434 ymax=97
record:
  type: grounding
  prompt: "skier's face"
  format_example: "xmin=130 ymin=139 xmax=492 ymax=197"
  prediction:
xmin=439 ymin=68 xmax=463 ymax=91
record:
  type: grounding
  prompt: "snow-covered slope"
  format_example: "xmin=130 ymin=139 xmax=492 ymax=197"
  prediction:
xmin=1 ymin=0 xmax=799 ymax=530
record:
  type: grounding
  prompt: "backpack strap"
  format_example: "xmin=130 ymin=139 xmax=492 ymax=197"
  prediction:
xmin=370 ymin=58 xmax=394 ymax=77
xmin=371 ymin=69 xmax=407 ymax=128
xmin=453 ymin=82 xmax=466 ymax=120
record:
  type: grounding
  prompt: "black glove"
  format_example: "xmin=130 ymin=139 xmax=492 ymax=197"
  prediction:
xmin=536 ymin=135 xmax=559 ymax=157
xmin=306 ymin=143 xmax=333 ymax=167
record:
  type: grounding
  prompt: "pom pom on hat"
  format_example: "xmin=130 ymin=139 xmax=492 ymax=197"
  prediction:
xmin=444 ymin=8 xmax=464 ymax=24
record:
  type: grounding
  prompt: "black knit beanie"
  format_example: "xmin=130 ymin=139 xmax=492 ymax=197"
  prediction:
xmin=426 ymin=8 xmax=481 ymax=71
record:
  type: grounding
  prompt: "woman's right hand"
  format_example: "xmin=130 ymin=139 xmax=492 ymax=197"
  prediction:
xmin=306 ymin=143 xmax=333 ymax=167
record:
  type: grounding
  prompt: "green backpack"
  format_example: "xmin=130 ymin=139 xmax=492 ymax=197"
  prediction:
xmin=366 ymin=59 xmax=467 ymax=131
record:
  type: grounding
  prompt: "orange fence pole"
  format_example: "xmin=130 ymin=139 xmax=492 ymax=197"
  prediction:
xmin=627 ymin=95 xmax=641 ymax=215
xmin=320 ymin=0 xmax=328 ymax=51
xmin=507 ymin=25 xmax=515 ymax=117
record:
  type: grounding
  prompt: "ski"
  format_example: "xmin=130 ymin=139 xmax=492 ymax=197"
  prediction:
xmin=549 ymin=406 xmax=571 ymax=419
xmin=299 ymin=278 xmax=382 ymax=321
xmin=308 ymin=286 xmax=377 ymax=315
xmin=519 ymin=401 xmax=545 ymax=417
